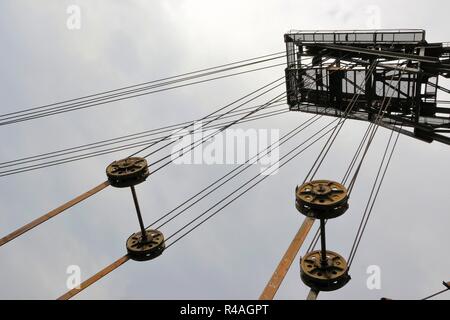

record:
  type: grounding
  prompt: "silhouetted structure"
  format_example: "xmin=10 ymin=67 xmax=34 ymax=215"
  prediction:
xmin=285 ymin=29 xmax=450 ymax=144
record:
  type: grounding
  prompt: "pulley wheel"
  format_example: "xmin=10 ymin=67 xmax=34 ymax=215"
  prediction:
xmin=106 ymin=157 xmax=150 ymax=188
xmin=296 ymin=180 xmax=349 ymax=219
xmin=300 ymin=250 xmax=350 ymax=292
xmin=126 ymin=229 xmax=165 ymax=261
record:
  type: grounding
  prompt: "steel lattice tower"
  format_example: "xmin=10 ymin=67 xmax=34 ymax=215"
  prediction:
xmin=285 ymin=29 xmax=450 ymax=144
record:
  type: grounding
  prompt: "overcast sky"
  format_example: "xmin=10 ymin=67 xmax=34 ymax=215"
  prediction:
xmin=0 ymin=0 xmax=449 ymax=300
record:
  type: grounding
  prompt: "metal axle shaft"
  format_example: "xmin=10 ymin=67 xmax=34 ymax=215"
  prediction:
xmin=130 ymin=185 xmax=147 ymax=241
xmin=319 ymin=218 xmax=327 ymax=266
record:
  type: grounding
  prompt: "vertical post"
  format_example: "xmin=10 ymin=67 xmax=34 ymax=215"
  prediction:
xmin=320 ymin=218 xmax=327 ymax=265
xmin=130 ymin=185 xmax=147 ymax=241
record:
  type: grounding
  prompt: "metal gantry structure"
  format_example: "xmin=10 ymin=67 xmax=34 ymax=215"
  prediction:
xmin=285 ymin=29 xmax=450 ymax=144
xmin=262 ymin=29 xmax=450 ymax=300
xmin=0 ymin=29 xmax=449 ymax=300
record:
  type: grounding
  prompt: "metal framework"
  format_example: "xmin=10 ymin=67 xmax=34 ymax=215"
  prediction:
xmin=285 ymin=29 xmax=450 ymax=144
xmin=1 ymin=30 xmax=449 ymax=301
xmin=260 ymin=29 xmax=450 ymax=302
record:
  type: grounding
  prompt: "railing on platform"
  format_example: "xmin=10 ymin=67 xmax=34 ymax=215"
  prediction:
xmin=285 ymin=29 xmax=425 ymax=45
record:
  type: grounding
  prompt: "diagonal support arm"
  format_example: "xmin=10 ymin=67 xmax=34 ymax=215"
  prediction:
xmin=259 ymin=217 xmax=315 ymax=300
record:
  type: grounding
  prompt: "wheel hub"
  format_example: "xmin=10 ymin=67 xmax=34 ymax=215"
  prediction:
xmin=126 ymin=229 xmax=165 ymax=262
xmin=296 ymin=180 xmax=349 ymax=219
xmin=106 ymin=157 xmax=150 ymax=188
xmin=300 ymin=250 xmax=350 ymax=292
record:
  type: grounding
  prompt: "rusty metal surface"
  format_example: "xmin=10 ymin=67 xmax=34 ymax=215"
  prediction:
xmin=259 ymin=217 xmax=315 ymax=300
xmin=106 ymin=157 xmax=149 ymax=188
xmin=300 ymin=250 xmax=350 ymax=292
xmin=0 ymin=181 xmax=110 ymax=248
xmin=126 ymin=229 xmax=165 ymax=261
xmin=296 ymin=180 xmax=349 ymax=219
xmin=297 ymin=181 xmax=347 ymax=207
xmin=57 ymin=255 xmax=130 ymax=300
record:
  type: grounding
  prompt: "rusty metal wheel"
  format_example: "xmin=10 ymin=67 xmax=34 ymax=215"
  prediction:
xmin=106 ymin=157 xmax=150 ymax=188
xmin=126 ymin=229 xmax=165 ymax=262
xmin=296 ymin=180 xmax=349 ymax=219
xmin=300 ymin=250 xmax=350 ymax=292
